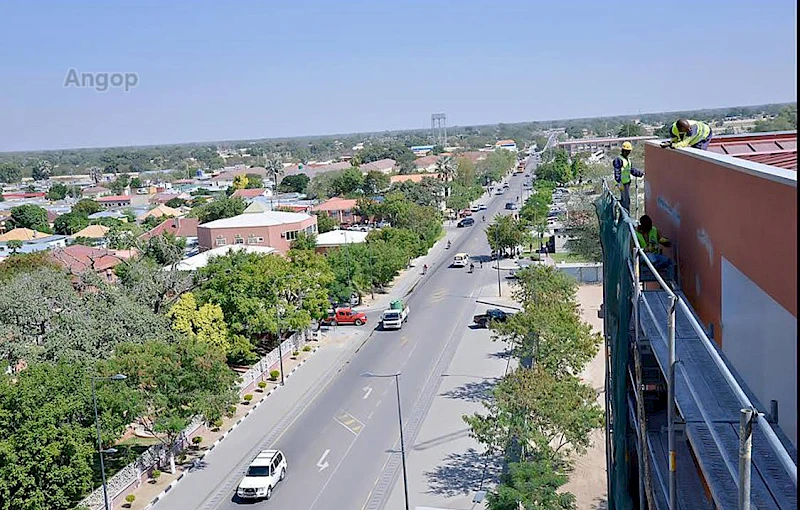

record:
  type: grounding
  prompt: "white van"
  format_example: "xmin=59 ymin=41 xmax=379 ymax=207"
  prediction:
xmin=453 ymin=253 xmax=470 ymax=267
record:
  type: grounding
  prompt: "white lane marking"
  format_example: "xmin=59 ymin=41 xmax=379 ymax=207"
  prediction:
xmin=362 ymin=386 xmax=373 ymax=400
xmin=316 ymin=449 xmax=330 ymax=472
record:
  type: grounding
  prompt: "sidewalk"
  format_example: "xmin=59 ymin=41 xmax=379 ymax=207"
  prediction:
xmin=384 ymin=278 xmax=518 ymax=510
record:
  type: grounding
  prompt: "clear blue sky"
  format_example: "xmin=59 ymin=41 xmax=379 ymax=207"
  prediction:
xmin=0 ymin=0 xmax=796 ymax=151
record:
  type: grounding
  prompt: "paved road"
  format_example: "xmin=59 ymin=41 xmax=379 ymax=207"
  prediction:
xmin=156 ymin=173 xmax=527 ymax=510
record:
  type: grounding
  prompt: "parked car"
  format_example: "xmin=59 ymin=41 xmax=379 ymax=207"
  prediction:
xmin=236 ymin=450 xmax=287 ymax=501
xmin=457 ymin=217 xmax=475 ymax=227
xmin=505 ymin=201 xmax=517 ymax=210
xmin=472 ymin=308 xmax=512 ymax=328
xmin=459 ymin=209 xmax=473 ymax=218
xmin=470 ymin=203 xmax=481 ymax=212
xmin=320 ymin=308 xmax=367 ymax=326
xmin=478 ymin=203 xmax=488 ymax=210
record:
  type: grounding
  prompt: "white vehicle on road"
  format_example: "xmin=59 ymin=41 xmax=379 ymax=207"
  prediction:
xmin=236 ymin=450 xmax=287 ymax=501
xmin=453 ymin=252 xmax=470 ymax=267
xmin=381 ymin=299 xmax=409 ymax=330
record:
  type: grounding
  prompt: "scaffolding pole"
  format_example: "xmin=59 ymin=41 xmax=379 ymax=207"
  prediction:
xmin=667 ymin=295 xmax=677 ymax=510
xmin=738 ymin=408 xmax=754 ymax=510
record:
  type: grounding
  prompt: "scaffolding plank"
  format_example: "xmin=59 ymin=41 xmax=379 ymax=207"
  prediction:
xmin=647 ymin=428 xmax=713 ymax=510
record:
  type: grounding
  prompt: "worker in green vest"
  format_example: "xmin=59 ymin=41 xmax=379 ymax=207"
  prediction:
xmin=660 ymin=119 xmax=713 ymax=150
xmin=635 ymin=215 xmax=671 ymax=270
xmin=613 ymin=141 xmax=644 ymax=212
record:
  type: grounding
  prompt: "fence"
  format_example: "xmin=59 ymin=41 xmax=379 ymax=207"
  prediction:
xmin=77 ymin=330 xmax=309 ymax=510
xmin=554 ymin=262 xmax=603 ymax=283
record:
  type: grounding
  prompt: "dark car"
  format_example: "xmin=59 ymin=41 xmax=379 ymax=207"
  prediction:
xmin=457 ymin=217 xmax=475 ymax=227
xmin=472 ymin=308 xmax=512 ymax=328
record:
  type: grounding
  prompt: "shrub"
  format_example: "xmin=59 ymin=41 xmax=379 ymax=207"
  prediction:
xmin=212 ymin=418 xmax=223 ymax=430
xmin=292 ymin=350 xmax=299 ymax=357
xmin=269 ymin=370 xmax=280 ymax=381
xmin=192 ymin=436 xmax=203 ymax=446
xmin=303 ymin=345 xmax=312 ymax=352
xmin=243 ymin=393 xmax=253 ymax=403
xmin=257 ymin=381 xmax=267 ymax=391
xmin=125 ymin=494 xmax=136 ymax=504
xmin=226 ymin=405 xmax=236 ymax=417
xmin=151 ymin=469 xmax=162 ymax=481
xmin=177 ymin=453 xmax=187 ymax=464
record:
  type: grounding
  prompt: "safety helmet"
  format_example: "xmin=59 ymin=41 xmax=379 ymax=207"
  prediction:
xmin=621 ymin=141 xmax=633 ymax=151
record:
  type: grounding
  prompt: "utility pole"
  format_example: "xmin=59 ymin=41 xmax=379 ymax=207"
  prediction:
xmin=495 ymin=226 xmax=502 ymax=297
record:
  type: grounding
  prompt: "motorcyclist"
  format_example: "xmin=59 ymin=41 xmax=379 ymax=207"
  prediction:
xmin=469 ymin=262 xmax=474 ymax=273
xmin=423 ymin=264 xmax=428 ymax=275
xmin=482 ymin=215 xmax=485 ymax=222
xmin=446 ymin=240 xmax=451 ymax=249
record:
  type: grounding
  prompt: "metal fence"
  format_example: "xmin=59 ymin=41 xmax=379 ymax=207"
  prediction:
xmin=77 ymin=330 xmax=309 ymax=510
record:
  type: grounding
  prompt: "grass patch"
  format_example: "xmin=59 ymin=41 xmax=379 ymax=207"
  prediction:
xmin=550 ymin=252 xmax=590 ymax=263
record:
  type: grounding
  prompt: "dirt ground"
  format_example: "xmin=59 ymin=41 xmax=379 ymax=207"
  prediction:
xmin=561 ymin=284 xmax=608 ymax=510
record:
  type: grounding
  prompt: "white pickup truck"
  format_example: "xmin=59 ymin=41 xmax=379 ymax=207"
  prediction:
xmin=382 ymin=299 xmax=409 ymax=330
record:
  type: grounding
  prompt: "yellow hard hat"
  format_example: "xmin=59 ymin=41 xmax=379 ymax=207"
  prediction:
xmin=621 ymin=141 xmax=633 ymax=151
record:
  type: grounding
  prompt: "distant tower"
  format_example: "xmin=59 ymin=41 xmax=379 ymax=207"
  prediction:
xmin=431 ymin=113 xmax=447 ymax=147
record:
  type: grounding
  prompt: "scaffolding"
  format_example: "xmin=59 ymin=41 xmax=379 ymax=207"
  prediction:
xmin=597 ymin=181 xmax=797 ymax=510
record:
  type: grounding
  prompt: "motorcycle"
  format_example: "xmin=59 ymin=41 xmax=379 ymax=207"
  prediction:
xmin=422 ymin=264 xmax=428 ymax=275
xmin=468 ymin=263 xmax=474 ymax=273
xmin=446 ymin=240 xmax=451 ymax=249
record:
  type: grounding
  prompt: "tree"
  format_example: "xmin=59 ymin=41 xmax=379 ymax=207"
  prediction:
xmin=563 ymin=211 xmax=601 ymax=262
xmin=143 ymin=232 xmax=185 ymax=265
xmin=488 ymin=459 xmax=576 ymax=510
xmin=264 ymin=154 xmax=284 ymax=192
xmin=617 ymin=122 xmax=644 ymax=138
xmin=31 ymin=160 xmax=52 ymax=181
xmin=0 ymin=162 xmax=22 ymax=184
xmin=435 ymin=155 xmax=457 ymax=197
xmin=314 ymin=211 xmax=337 ymax=233
xmin=10 ymin=204 xmax=51 ymax=233
xmin=53 ymin=212 xmax=90 ymax=235
xmin=46 ymin=183 xmax=69 ymax=201
xmin=486 ymin=215 xmax=528 ymax=258
xmin=167 ymin=293 xmax=231 ymax=353
xmin=164 ymin=197 xmax=187 ymax=208
xmin=106 ymin=223 xmax=144 ymax=250
xmin=362 ymin=170 xmax=390 ymax=195
xmin=72 ymin=199 xmax=102 ymax=217
xmin=108 ymin=173 xmax=130 ymax=195
xmin=290 ymin=231 xmax=317 ymax=251
xmin=6 ymin=240 xmax=23 ymax=255
xmin=232 ymin=174 xmax=249 ymax=190
xmin=278 ymin=173 xmax=310 ymax=194
xmin=192 ymin=196 xmax=246 ymax=223
xmin=129 ymin=177 xmax=143 ymax=189
xmin=565 ymin=125 xmax=584 ymax=139
xmin=245 ymin=173 xmax=264 ymax=188
xmin=0 ymin=251 xmax=61 ymax=283
xmin=331 ymin=166 xmax=364 ymax=196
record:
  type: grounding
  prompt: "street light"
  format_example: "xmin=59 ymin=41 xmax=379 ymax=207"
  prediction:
xmin=92 ymin=373 xmax=127 ymax=510
xmin=362 ymin=372 xmax=409 ymax=510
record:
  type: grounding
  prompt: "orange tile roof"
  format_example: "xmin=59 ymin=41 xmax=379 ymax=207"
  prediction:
xmin=389 ymin=173 xmax=441 ymax=184
xmin=313 ymin=197 xmax=358 ymax=211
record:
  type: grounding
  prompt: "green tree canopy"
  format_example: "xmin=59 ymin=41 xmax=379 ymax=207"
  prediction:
xmin=46 ymin=183 xmax=69 ymax=201
xmin=192 ymin=196 xmax=246 ymax=223
xmin=278 ymin=173 xmax=310 ymax=194
xmin=10 ymin=204 xmax=51 ymax=233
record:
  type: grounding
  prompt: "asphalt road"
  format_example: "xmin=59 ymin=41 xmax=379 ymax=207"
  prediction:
xmin=157 ymin=172 xmax=527 ymax=510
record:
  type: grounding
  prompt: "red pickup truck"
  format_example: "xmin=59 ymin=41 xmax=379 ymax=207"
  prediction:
xmin=321 ymin=308 xmax=367 ymax=326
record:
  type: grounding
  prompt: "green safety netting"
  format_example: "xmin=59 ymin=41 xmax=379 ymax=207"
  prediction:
xmin=595 ymin=190 xmax=634 ymax=510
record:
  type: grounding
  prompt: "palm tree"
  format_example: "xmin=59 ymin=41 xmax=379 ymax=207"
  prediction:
xmin=264 ymin=153 xmax=284 ymax=207
xmin=435 ymin=155 xmax=457 ymax=197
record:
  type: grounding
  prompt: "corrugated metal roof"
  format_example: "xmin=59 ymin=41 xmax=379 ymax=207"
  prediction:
xmin=708 ymin=132 xmax=797 ymax=170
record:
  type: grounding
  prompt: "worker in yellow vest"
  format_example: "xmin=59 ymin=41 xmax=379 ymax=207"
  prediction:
xmin=636 ymin=215 xmax=671 ymax=270
xmin=613 ymin=141 xmax=644 ymax=212
xmin=660 ymin=119 xmax=713 ymax=150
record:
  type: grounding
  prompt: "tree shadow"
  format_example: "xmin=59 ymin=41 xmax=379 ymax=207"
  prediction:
xmin=423 ymin=448 xmax=503 ymax=497
xmin=440 ymin=378 xmax=498 ymax=403
xmin=591 ymin=497 xmax=608 ymax=509
xmin=486 ymin=348 xmax=512 ymax=360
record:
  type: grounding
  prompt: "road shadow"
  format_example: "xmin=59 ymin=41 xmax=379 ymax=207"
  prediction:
xmin=424 ymin=448 xmax=503 ymax=497
xmin=412 ymin=428 xmax=471 ymax=451
xmin=440 ymin=378 xmax=497 ymax=403
xmin=486 ymin=348 xmax=512 ymax=360
xmin=591 ymin=497 xmax=609 ymax=509
xmin=468 ymin=324 xmax=486 ymax=330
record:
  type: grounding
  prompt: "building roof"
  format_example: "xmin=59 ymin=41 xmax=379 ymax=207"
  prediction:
xmin=231 ymin=188 xmax=267 ymax=199
xmin=316 ymin=229 xmax=369 ymax=247
xmin=96 ymin=195 xmax=131 ymax=203
xmin=199 ymin=210 xmax=313 ymax=229
xmin=456 ymin=151 xmax=487 ymax=164
xmin=0 ymin=228 xmax=51 ymax=241
xmin=558 ymin=135 xmax=659 ymax=146
xmin=390 ymin=173 xmax=441 ymax=184
xmin=284 ymin=161 xmax=351 ymax=179
xmin=707 ymin=131 xmax=797 ymax=170
xmin=150 ymin=192 xmax=190 ymax=204
xmin=215 ymin=166 xmax=268 ymax=181
xmin=87 ymin=210 xmax=128 ymax=220
xmin=3 ymin=192 xmax=46 ymax=200
xmin=49 ymin=245 xmax=131 ymax=274
xmin=360 ymin=158 xmax=396 ymax=173
xmin=414 ymin=155 xmax=439 ymax=169
xmin=45 ymin=210 xmax=60 ymax=223
xmin=170 ymin=245 xmax=276 ymax=271
xmin=70 ymin=224 xmax=110 ymax=239
xmin=137 ymin=204 xmax=181 ymax=221
xmin=496 ymin=139 xmax=517 ymax=145
xmin=243 ymin=200 xmax=271 ymax=214
xmin=313 ymin=197 xmax=358 ymax=212
xmin=81 ymin=186 xmax=110 ymax=195
xmin=139 ymin=217 xmax=200 ymax=241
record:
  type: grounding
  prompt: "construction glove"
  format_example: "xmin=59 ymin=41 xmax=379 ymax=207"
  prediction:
xmin=660 ymin=141 xmax=672 ymax=148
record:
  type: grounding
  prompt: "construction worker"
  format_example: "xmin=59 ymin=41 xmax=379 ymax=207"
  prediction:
xmin=613 ymin=141 xmax=644 ymax=212
xmin=635 ymin=215 xmax=671 ymax=270
xmin=660 ymin=118 xmax=713 ymax=150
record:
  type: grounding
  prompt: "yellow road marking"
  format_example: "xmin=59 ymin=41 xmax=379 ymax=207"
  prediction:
xmin=334 ymin=411 xmax=365 ymax=435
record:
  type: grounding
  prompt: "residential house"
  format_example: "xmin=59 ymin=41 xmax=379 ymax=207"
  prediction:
xmin=81 ymin=186 xmax=111 ymax=198
xmin=150 ymin=191 xmax=191 ymax=205
xmin=0 ymin=229 xmax=67 ymax=257
xmin=49 ymin=245 xmax=136 ymax=282
xmin=495 ymin=139 xmax=518 ymax=152
xmin=231 ymin=188 xmax=269 ymax=201
xmin=137 ymin=204 xmax=182 ymax=222
xmin=96 ymin=195 xmax=132 ymax=209
xmin=139 ymin=217 xmax=199 ymax=246
xmin=170 ymin=245 xmax=275 ymax=271
xmin=413 ymin=155 xmax=439 ymax=172
xmin=2 ymin=192 xmax=47 ymax=201
xmin=0 ymin=228 xmax=52 ymax=242
xmin=360 ymin=158 xmax=396 ymax=174
xmin=70 ymin=224 xmax=110 ymax=241
xmin=390 ymin=173 xmax=441 ymax=185
xmin=315 ymin=229 xmax=368 ymax=254
xmin=88 ymin=210 xmax=128 ymax=221
xmin=196 ymin=210 xmax=318 ymax=255
xmin=211 ymin=166 xmax=269 ymax=188
xmin=312 ymin=197 xmax=360 ymax=225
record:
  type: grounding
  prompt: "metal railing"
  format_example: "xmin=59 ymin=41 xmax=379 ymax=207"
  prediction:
xmin=601 ymin=180 xmax=796 ymax=510
xmin=77 ymin=331 xmax=308 ymax=510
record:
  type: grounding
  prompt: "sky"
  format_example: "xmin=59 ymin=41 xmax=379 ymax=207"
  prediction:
xmin=0 ymin=0 xmax=796 ymax=152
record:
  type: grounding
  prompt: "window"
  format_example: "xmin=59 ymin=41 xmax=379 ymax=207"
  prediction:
xmin=247 ymin=234 xmax=262 ymax=245
xmin=234 ymin=235 xmax=244 ymax=245
xmin=215 ymin=236 xmax=226 ymax=247
xmin=285 ymin=230 xmax=298 ymax=241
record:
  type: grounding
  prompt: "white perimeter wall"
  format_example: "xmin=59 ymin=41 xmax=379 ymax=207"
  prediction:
xmin=721 ymin=257 xmax=797 ymax=446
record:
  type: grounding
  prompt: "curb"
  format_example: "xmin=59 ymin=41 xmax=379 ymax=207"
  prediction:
xmin=142 ymin=346 xmax=320 ymax=510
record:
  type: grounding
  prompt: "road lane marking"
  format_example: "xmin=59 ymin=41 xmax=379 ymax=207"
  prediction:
xmin=334 ymin=411 xmax=364 ymax=435
xmin=362 ymin=386 xmax=373 ymax=399
xmin=400 ymin=336 xmax=408 ymax=347
xmin=317 ymin=449 xmax=330 ymax=471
